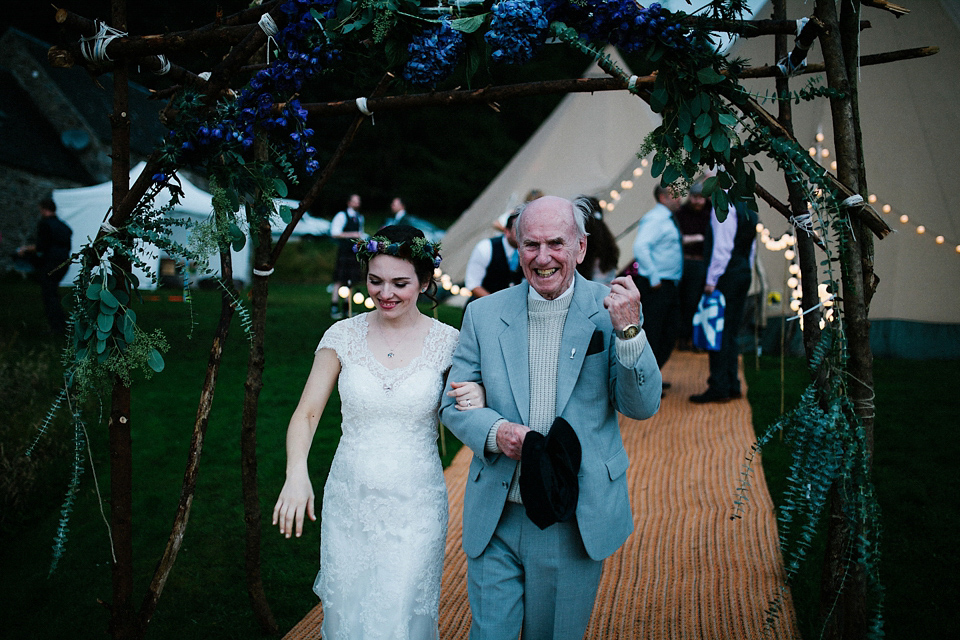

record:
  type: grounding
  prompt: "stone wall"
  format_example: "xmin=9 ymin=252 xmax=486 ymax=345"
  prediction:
xmin=0 ymin=164 xmax=81 ymax=273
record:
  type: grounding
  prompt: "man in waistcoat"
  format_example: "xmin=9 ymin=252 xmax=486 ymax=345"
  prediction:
xmin=441 ymin=196 xmax=662 ymax=639
xmin=329 ymin=193 xmax=364 ymax=319
xmin=675 ymin=181 xmax=712 ymax=350
xmin=690 ymin=200 xmax=758 ymax=403
xmin=464 ymin=211 xmax=522 ymax=303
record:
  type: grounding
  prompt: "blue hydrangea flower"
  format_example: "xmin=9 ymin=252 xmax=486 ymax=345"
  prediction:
xmin=403 ymin=17 xmax=464 ymax=86
xmin=486 ymin=0 xmax=550 ymax=65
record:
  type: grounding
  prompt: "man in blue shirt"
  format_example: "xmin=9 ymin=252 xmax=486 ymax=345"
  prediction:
xmin=632 ymin=185 xmax=683 ymax=376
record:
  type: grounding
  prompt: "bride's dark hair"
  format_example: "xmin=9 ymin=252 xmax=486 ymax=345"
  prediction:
xmin=361 ymin=224 xmax=440 ymax=306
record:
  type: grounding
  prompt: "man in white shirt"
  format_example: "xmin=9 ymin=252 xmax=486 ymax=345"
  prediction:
xmin=329 ymin=193 xmax=364 ymax=319
xmin=690 ymin=201 xmax=758 ymax=403
xmin=389 ymin=197 xmax=407 ymax=223
xmin=631 ymin=185 xmax=684 ymax=374
xmin=464 ymin=211 xmax=522 ymax=302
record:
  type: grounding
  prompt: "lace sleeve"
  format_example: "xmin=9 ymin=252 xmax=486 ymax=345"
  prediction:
xmin=430 ymin=321 xmax=459 ymax=372
xmin=316 ymin=319 xmax=346 ymax=357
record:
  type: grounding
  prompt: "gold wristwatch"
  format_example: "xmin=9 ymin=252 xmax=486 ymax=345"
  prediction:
xmin=615 ymin=324 xmax=640 ymax=340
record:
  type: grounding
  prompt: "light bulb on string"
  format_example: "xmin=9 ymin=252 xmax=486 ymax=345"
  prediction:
xmin=787 ymin=276 xmax=799 ymax=288
xmin=364 ymin=297 xmax=375 ymax=309
xmin=353 ymin=292 xmax=364 ymax=305
xmin=808 ymin=147 xmax=817 ymax=157
xmin=338 ymin=286 xmax=350 ymax=299
xmin=451 ymin=284 xmax=460 ymax=295
xmin=816 ymin=132 xmax=825 ymax=142
xmin=788 ymin=263 xmax=800 ymax=275
xmin=936 ymin=236 xmax=945 ymax=245
xmin=633 ymin=167 xmax=643 ymax=177
xmin=820 ymin=148 xmax=830 ymax=158
xmin=868 ymin=194 xmax=877 ymax=204
xmin=640 ymin=158 xmax=649 ymax=167
xmin=784 ymin=249 xmax=796 ymax=261
xmin=882 ymin=204 xmax=892 ymax=214
xmin=899 ymin=214 xmax=909 ymax=224
xmin=790 ymin=299 xmax=802 ymax=312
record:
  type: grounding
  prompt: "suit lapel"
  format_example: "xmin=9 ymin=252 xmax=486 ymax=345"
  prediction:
xmin=556 ymin=276 xmax=601 ymax=416
xmin=499 ymin=285 xmax=531 ymax=426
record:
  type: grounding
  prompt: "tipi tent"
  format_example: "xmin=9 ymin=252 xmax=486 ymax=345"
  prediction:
xmin=443 ymin=0 xmax=960 ymax=358
xmin=438 ymin=46 xmax=661 ymax=285
xmin=53 ymin=162 xmax=318 ymax=289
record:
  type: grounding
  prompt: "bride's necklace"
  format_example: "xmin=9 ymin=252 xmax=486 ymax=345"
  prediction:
xmin=375 ymin=313 xmax=421 ymax=359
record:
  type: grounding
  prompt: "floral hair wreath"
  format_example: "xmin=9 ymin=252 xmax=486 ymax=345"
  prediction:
xmin=353 ymin=235 xmax=443 ymax=269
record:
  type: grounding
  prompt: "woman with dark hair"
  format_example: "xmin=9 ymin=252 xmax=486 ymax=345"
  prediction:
xmin=574 ymin=196 xmax=620 ymax=285
xmin=273 ymin=224 xmax=483 ymax=638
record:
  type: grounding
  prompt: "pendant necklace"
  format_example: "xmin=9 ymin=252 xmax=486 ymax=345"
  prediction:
xmin=377 ymin=313 xmax=420 ymax=359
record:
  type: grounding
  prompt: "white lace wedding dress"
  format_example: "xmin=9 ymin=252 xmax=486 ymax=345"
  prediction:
xmin=312 ymin=313 xmax=459 ymax=639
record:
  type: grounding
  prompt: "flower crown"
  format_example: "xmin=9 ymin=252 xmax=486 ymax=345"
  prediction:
xmin=353 ymin=235 xmax=443 ymax=269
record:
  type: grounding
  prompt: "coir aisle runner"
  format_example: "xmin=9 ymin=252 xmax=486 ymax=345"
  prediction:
xmin=284 ymin=350 xmax=798 ymax=639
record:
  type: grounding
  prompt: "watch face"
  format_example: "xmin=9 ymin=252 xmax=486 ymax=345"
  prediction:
xmin=623 ymin=325 xmax=639 ymax=339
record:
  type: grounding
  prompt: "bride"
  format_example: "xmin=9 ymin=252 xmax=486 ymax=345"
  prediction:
xmin=273 ymin=224 xmax=483 ymax=639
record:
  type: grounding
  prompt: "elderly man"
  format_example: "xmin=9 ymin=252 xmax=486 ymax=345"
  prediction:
xmin=440 ymin=196 xmax=662 ymax=639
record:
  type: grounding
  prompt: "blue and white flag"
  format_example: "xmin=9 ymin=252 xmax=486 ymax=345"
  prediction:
xmin=693 ymin=290 xmax=725 ymax=351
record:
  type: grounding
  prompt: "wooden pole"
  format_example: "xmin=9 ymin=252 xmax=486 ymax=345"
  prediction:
xmin=815 ymin=1 xmax=874 ymax=638
xmin=106 ymin=1 xmax=137 ymax=637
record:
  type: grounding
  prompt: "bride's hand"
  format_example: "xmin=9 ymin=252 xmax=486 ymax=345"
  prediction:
xmin=448 ymin=380 xmax=485 ymax=411
xmin=272 ymin=469 xmax=316 ymax=538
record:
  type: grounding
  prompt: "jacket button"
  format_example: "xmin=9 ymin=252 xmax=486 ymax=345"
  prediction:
xmin=501 ymin=481 xmax=508 ymax=488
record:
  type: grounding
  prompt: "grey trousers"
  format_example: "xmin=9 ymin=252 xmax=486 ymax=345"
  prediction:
xmin=467 ymin=502 xmax=604 ymax=640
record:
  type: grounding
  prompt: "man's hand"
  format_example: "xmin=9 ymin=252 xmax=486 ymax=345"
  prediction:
xmin=603 ymin=276 xmax=643 ymax=333
xmin=496 ymin=421 xmax=530 ymax=460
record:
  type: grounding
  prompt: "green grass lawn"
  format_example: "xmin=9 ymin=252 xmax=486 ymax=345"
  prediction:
xmin=0 ymin=274 xmax=464 ymax=639
xmin=743 ymin=353 xmax=959 ymax=640
xmin=1 ymin=272 xmax=956 ymax=639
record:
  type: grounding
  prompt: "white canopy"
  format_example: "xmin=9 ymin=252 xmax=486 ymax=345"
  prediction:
xmin=438 ymin=46 xmax=660 ymax=284
xmin=53 ymin=162 xmax=319 ymax=289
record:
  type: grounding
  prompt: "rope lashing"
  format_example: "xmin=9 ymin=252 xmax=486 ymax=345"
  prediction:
xmin=79 ymin=20 xmax=127 ymax=64
xmin=789 ymin=212 xmax=816 ymax=236
xmin=253 ymin=268 xmax=275 ymax=277
xmin=259 ymin=13 xmax=280 ymax=64
xmin=355 ymin=97 xmax=375 ymax=124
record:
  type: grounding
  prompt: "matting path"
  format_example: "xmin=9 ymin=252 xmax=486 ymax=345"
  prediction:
xmin=284 ymin=351 xmax=798 ymax=639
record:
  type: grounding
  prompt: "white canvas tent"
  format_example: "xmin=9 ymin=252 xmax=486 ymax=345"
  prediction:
xmin=442 ymin=0 xmax=960 ymax=357
xmin=438 ymin=46 xmax=661 ymax=285
xmin=53 ymin=162 xmax=321 ymax=289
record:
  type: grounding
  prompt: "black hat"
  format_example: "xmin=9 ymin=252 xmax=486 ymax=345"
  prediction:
xmin=519 ymin=417 xmax=582 ymax=530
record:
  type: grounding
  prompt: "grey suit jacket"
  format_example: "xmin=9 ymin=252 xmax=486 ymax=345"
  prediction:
xmin=440 ymin=273 xmax=662 ymax=561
